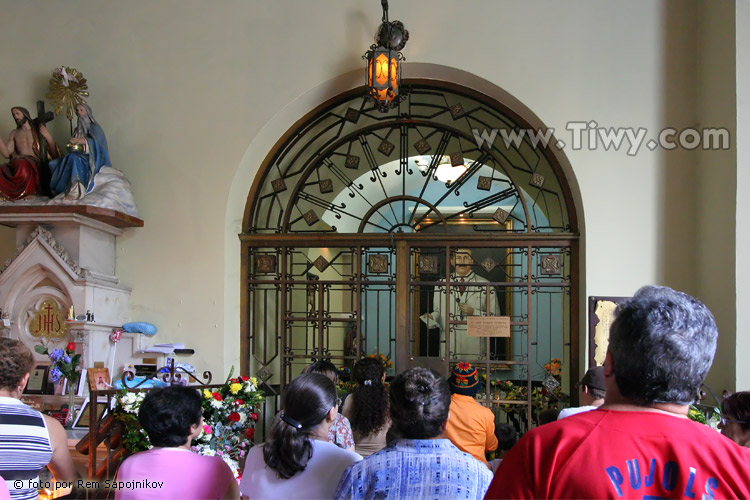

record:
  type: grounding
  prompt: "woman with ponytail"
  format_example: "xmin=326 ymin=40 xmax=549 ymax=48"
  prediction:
xmin=240 ymin=373 xmax=361 ymax=499
xmin=341 ymin=357 xmax=390 ymax=456
xmin=334 ymin=368 xmax=492 ymax=500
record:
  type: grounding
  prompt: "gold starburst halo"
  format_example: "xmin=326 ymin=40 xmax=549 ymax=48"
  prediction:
xmin=46 ymin=66 xmax=89 ymax=122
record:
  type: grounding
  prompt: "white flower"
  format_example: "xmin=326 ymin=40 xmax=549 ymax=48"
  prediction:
xmin=200 ymin=447 xmax=216 ymax=457
xmin=210 ymin=399 xmax=223 ymax=409
xmin=237 ymin=413 xmax=247 ymax=425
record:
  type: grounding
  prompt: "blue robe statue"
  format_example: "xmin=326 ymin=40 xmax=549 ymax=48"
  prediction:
xmin=49 ymin=105 xmax=110 ymax=197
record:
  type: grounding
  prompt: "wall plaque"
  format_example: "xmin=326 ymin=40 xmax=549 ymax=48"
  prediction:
xmin=467 ymin=316 xmax=510 ymax=337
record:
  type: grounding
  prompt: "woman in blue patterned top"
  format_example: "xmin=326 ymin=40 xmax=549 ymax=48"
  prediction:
xmin=334 ymin=367 xmax=493 ymax=500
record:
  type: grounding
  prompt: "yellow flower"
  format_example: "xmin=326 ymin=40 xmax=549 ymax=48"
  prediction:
xmin=249 ymin=377 xmax=259 ymax=387
xmin=202 ymin=389 xmax=212 ymax=399
xmin=229 ymin=383 xmax=243 ymax=395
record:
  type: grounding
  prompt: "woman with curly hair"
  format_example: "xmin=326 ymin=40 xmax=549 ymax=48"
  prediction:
xmin=342 ymin=357 xmax=390 ymax=456
xmin=0 ymin=339 xmax=76 ymax=500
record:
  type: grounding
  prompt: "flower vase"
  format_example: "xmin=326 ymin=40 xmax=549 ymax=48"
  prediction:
xmin=53 ymin=379 xmax=65 ymax=395
xmin=65 ymin=382 xmax=76 ymax=427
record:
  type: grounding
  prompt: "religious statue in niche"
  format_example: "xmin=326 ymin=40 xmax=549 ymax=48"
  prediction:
xmin=0 ymin=66 xmax=139 ymax=217
xmin=0 ymin=106 xmax=60 ymax=200
xmin=420 ymin=248 xmax=501 ymax=357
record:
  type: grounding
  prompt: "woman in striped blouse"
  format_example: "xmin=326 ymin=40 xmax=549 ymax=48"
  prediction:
xmin=0 ymin=339 xmax=76 ymax=500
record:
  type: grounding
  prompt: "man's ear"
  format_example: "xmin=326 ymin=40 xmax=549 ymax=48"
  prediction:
xmin=603 ymin=351 xmax=614 ymax=377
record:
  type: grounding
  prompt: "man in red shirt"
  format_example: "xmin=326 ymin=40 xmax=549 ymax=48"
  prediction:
xmin=486 ymin=285 xmax=750 ymax=499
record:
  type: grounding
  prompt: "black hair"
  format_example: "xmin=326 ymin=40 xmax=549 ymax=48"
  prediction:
xmin=302 ymin=360 xmax=338 ymax=384
xmin=495 ymin=423 xmax=517 ymax=451
xmin=138 ymin=386 xmax=202 ymax=448
xmin=722 ymin=391 xmax=750 ymax=431
xmin=585 ymin=385 xmax=606 ymax=400
xmin=389 ymin=367 xmax=449 ymax=439
xmin=264 ymin=373 xmax=337 ymax=479
xmin=349 ymin=357 xmax=388 ymax=436
xmin=608 ymin=285 xmax=717 ymax=405
xmin=538 ymin=408 xmax=560 ymax=426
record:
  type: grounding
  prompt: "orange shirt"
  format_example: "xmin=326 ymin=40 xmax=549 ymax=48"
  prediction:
xmin=444 ymin=394 xmax=498 ymax=467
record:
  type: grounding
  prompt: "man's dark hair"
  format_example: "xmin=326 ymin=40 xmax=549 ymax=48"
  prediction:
xmin=138 ymin=386 xmax=203 ymax=447
xmin=608 ymin=285 xmax=717 ymax=405
xmin=302 ymin=360 xmax=338 ymax=383
xmin=495 ymin=423 xmax=517 ymax=451
xmin=389 ymin=367 xmax=449 ymax=439
xmin=584 ymin=385 xmax=606 ymax=400
xmin=722 ymin=391 xmax=750 ymax=432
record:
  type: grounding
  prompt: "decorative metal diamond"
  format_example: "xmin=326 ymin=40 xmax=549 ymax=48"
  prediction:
xmin=256 ymin=365 xmax=273 ymax=383
xmin=378 ymin=140 xmax=395 ymax=156
xmin=540 ymin=254 xmax=562 ymax=275
xmin=345 ymin=155 xmax=360 ymax=169
xmin=419 ymin=255 xmax=438 ymax=274
xmin=319 ymin=179 xmax=333 ymax=193
xmin=414 ymin=139 xmax=431 ymax=155
xmin=271 ymin=179 xmax=286 ymax=193
xmin=450 ymin=152 xmax=464 ymax=166
xmin=449 ymin=103 xmax=465 ymax=119
xmin=477 ymin=176 xmax=492 ymax=191
xmin=543 ymin=373 xmax=561 ymax=392
xmin=303 ymin=210 xmax=319 ymax=226
xmin=530 ymin=173 xmax=545 ymax=188
xmin=344 ymin=108 xmax=360 ymax=123
xmin=255 ymin=255 xmax=277 ymax=274
xmin=492 ymin=208 xmax=510 ymax=224
xmin=313 ymin=255 xmax=329 ymax=272
xmin=480 ymin=257 xmax=497 ymax=273
xmin=368 ymin=254 xmax=388 ymax=273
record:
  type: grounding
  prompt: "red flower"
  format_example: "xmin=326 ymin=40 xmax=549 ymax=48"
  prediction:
xmin=245 ymin=428 xmax=255 ymax=440
xmin=212 ymin=392 xmax=222 ymax=401
xmin=250 ymin=412 xmax=259 ymax=422
xmin=66 ymin=342 xmax=76 ymax=352
xmin=235 ymin=399 xmax=244 ymax=405
xmin=241 ymin=375 xmax=249 ymax=381
xmin=228 ymin=412 xmax=241 ymax=422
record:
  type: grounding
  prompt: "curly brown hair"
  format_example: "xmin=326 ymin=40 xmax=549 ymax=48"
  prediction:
xmin=0 ymin=339 xmax=34 ymax=390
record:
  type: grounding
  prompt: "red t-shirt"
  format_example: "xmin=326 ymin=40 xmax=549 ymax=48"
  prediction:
xmin=485 ymin=409 xmax=750 ymax=499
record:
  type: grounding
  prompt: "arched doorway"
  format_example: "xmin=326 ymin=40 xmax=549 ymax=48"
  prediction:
xmin=241 ymin=77 xmax=582 ymax=436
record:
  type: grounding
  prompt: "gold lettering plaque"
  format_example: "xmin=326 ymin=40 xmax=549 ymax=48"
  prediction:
xmin=29 ymin=299 xmax=68 ymax=342
xmin=467 ymin=316 xmax=511 ymax=337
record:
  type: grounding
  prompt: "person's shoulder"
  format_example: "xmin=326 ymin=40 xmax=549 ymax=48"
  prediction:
xmin=314 ymin=439 xmax=362 ymax=461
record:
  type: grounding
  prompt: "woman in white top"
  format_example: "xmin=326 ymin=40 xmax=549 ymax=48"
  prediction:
xmin=0 ymin=339 xmax=76 ymax=500
xmin=240 ymin=373 xmax=361 ymax=499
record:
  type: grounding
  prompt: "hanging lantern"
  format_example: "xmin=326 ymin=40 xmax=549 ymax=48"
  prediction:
xmin=363 ymin=1 xmax=408 ymax=112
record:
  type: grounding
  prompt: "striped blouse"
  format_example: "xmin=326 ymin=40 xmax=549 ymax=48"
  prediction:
xmin=0 ymin=397 xmax=53 ymax=500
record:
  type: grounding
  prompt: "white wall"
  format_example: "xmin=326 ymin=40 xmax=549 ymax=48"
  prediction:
xmin=0 ymin=1 xmax=726 ymax=381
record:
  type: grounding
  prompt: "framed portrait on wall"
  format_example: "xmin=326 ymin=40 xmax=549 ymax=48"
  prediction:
xmin=23 ymin=364 xmax=50 ymax=394
xmin=87 ymin=367 xmax=111 ymax=392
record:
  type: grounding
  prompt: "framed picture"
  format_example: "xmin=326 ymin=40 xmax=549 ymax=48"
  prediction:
xmin=87 ymin=368 xmax=111 ymax=392
xmin=72 ymin=397 xmax=108 ymax=429
xmin=588 ymin=296 xmax=630 ymax=368
xmin=23 ymin=364 xmax=50 ymax=394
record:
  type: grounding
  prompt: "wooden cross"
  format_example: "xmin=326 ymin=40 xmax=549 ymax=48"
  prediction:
xmin=32 ymin=100 xmax=54 ymax=164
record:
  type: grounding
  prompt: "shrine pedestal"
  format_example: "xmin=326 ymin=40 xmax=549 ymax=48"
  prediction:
xmin=0 ymin=205 xmax=143 ymax=370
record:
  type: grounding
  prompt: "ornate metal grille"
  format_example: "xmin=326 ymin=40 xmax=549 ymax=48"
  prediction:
xmin=241 ymin=81 xmax=580 ymax=438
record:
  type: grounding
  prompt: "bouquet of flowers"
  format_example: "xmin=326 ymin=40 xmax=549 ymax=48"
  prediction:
xmin=368 ymin=353 xmax=393 ymax=370
xmin=193 ymin=374 xmax=265 ymax=479
xmin=35 ymin=341 xmax=81 ymax=387
xmin=113 ymin=372 xmax=265 ymax=480
xmin=114 ymin=391 xmax=150 ymax=453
